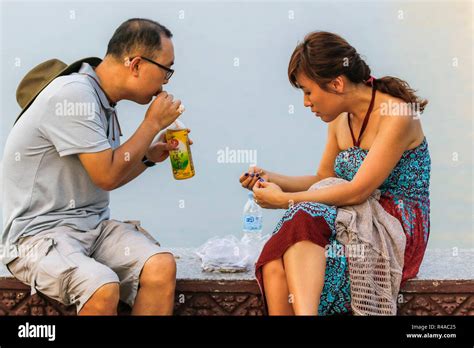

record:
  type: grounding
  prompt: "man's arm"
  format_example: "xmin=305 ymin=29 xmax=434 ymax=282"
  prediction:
xmin=114 ymin=157 xmax=149 ymax=189
xmin=110 ymin=127 xmax=192 ymax=189
xmin=78 ymin=92 xmax=182 ymax=191
xmin=78 ymin=120 xmax=158 ymax=191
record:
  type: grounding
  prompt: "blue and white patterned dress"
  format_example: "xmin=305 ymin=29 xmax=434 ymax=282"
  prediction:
xmin=255 ymin=137 xmax=431 ymax=315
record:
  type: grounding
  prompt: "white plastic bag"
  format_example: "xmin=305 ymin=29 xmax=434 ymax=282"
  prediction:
xmin=195 ymin=233 xmax=270 ymax=273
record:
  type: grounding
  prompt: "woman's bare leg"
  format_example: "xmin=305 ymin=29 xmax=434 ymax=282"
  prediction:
xmin=283 ymin=240 xmax=326 ymax=315
xmin=262 ymin=258 xmax=295 ymax=315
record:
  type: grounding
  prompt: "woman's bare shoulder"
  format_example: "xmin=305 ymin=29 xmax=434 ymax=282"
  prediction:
xmin=377 ymin=95 xmax=425 ymax=149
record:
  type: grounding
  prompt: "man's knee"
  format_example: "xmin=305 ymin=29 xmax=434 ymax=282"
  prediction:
xmin=80 ymin=282 xmax=120 ymax=315
xmin=139 ymin=253 xmax=176 ymax=289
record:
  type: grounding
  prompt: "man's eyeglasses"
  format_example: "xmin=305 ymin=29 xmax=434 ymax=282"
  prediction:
xmin=130 ymin=56 xmax=174 ymax=81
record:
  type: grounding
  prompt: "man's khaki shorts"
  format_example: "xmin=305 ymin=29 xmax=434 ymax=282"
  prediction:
xmin=6 ymin=219 xmax=173 ymax=313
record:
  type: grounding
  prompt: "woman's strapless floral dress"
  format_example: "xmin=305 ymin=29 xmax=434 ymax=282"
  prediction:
xmin=255 ymin=137 xmax=431 ymax=315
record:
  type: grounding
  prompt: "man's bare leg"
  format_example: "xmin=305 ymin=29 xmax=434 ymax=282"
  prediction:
xmin=78 ymin=283 xmax=120 ymax=315
xmin=132 ymin=253 xmax=176 ymax=315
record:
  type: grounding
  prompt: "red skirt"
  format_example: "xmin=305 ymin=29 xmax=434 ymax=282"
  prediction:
xmin=255 ymin=194 xmax=430 ymax=315
xmin=255 ymin=202 xmax=352 ymax=315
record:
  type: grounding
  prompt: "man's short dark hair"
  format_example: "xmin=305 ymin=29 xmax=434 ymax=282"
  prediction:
xmin=106 ymin=18 xmax=173 ymax=60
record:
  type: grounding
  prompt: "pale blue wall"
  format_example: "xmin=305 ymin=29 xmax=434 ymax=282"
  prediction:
xmin=0 ymin=0 xmax=472 ymax=249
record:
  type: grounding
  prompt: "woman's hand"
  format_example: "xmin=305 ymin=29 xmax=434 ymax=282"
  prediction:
xmin=239 ymin=166 xmax=270 ymax=191
xmin=146 ymin=129 xmax=193 ymax=163
xmin=252 ymin=181 xmax=287 ymax=209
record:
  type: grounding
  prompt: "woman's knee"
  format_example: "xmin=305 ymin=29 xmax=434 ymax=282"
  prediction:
xmin=263 ymin=258 xmax=286 ymax=280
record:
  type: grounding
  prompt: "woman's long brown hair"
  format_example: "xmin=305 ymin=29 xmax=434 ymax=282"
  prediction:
xmin=288 ymin=31 xmax=428 ymax=113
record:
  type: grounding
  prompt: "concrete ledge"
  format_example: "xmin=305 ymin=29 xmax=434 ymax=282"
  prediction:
xmin=0 ymin=248 xmax=473 ymax=316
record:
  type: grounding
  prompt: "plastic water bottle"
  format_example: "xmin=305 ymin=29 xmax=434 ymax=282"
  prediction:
xmin=243 ymin=192 xmax=263 ymax=235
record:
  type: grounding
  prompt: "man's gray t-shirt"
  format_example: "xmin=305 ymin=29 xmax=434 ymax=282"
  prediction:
xmin=1 ymin=62 xmax=121 ymax=264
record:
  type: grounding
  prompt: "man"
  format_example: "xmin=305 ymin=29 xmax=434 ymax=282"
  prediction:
xmin=1 ymin=18 xmax=185 ymax=315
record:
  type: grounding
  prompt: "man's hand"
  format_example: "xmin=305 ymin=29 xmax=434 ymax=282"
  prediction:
xmin=144 ymin=91 xmax=183 ymax=132
xmin=145 ymin=129 xmax=193 ymax=163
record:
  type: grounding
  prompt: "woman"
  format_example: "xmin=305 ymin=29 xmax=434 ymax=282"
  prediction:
xmin=239 ymin=31 xmax=430 ymax=316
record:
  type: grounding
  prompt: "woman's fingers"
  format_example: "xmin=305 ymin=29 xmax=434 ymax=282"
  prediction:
xmin=239 ymin=171 xmax=257 ymax=183
xmin=241 ymin=173 xmax=260 ymax=189
xmin=241 ymin=175 xmax=254 ymax=188
xmin=240 ymin=166 xmax=265 ymax=189
xmin=246 ymin=175 xmax=258 ymax=189
xmin=239 ymin=173 xmax=250 ymax=183
xmin=247 ymin=175 xmax=258 ymax=189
